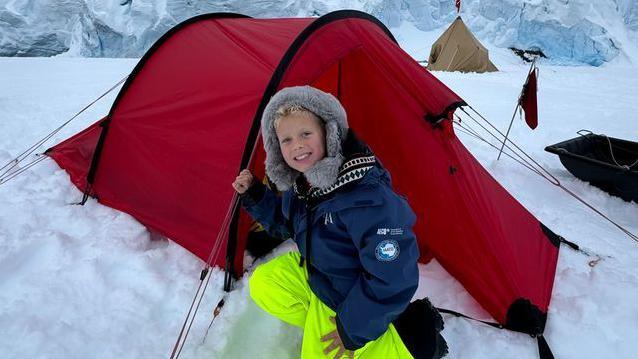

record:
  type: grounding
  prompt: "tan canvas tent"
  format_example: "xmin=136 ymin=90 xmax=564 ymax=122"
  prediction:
xmin=428 ymin=16 xmax=498 ymax=73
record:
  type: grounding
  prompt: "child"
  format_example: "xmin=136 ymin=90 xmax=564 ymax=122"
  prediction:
xmin=232 ymin=86 xmax=445 ymax=359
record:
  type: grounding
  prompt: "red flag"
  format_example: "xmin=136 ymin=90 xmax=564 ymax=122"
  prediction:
xmin=455 ymin=0 xmax=461 ymax=13
xmin=519 ymin=68 xmax=538 ymax=129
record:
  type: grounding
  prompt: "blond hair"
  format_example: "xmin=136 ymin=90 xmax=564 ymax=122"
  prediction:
xmin=273 ymin=105 xmax=322 ymax=129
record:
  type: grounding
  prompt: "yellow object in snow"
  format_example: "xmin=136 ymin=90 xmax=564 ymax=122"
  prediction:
xmin=249 ymin=251 xmax=414 ymax=358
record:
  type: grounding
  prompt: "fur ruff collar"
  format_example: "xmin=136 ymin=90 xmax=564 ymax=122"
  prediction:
xmin=293 ymin=153 xmax=376 ymax=200
xmin=261 ymin=86 xmax=348 ymax=191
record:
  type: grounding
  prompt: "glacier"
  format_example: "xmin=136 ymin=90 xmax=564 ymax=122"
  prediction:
xmin=0 ymin=0 xmax=636 ymax=65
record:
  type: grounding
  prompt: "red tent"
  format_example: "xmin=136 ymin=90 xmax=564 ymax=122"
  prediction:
xmin=47 ymin=10 xmax=560 ymax=343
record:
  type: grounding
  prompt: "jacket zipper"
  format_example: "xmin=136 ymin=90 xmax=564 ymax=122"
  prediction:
xmin=299 ymin=202 xmax=314 ymax=276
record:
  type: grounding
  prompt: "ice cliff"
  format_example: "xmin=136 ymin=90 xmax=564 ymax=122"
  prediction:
xmin=0 ymin=0 xmax=636 ymax=65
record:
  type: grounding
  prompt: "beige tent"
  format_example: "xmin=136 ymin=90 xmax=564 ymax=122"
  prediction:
xmin=427 ymin=16 xmax=498 ymax=73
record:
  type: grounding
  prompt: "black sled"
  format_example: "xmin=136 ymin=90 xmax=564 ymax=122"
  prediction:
xmin=545 ymin=131 xmax=638 ymax=203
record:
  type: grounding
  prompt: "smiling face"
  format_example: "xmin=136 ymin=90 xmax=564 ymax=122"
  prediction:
xmin=274 ymin=110 xmax=326 ymax=173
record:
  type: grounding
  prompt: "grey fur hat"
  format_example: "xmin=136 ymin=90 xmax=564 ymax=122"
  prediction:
xmin=261 ymin=86 xmax=349 ymax=191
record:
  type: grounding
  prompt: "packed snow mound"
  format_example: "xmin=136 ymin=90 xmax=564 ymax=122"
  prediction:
xmin=0 ymin=0 xmax=636 ymax=65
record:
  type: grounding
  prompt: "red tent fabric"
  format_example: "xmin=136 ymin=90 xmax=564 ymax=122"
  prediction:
xmin=47 ymin=11 xmax=560 ymax=337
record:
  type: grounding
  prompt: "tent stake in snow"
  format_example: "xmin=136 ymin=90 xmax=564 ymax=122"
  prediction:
xmin=201 ymin=296 xmax=227 ymax=344
xmin=497 ymin=58 xmax=538 ymax=160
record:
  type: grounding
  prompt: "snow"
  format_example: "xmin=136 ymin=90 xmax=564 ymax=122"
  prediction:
xmin=2 ymin=29 xmax=638 ymax=359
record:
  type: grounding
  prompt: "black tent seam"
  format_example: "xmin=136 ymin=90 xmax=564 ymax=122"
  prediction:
xmin=84 ymin=117 xmax=111 ymax=195
xmin=337 ymin=60 xmax=342 ymax=99
xmin=224 ymin=200 xmax=242 ymax=290
xmin=540 ymin=223 xmax=561 ymax=248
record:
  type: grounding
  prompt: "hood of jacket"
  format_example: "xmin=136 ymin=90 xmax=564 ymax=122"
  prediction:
xmin=261 ymin=85 xmax=349 ymax=191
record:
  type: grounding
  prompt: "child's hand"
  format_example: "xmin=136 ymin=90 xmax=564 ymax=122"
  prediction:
xmin=232 ymin=169 xmax=254 ymax=194
xmin=321 ymin=317 xmax=354 ymax=359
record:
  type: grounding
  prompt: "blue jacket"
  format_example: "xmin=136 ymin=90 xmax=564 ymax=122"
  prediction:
xmin=242 ymin=163 xmax=420 ymax=350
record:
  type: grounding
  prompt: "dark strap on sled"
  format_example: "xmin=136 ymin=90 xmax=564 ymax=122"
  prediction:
xmin=437 ymin=307 xmax=555 ymax=359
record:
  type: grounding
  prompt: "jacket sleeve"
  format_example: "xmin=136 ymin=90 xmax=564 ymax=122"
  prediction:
xmin=240 ymin=181 xmax=292 ymax=240
xmin=335 ymin=194 xmax=420 ymax=350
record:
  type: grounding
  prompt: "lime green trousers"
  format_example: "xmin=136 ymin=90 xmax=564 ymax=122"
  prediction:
xmin=249 ymin=251 xmax=413 ymax=359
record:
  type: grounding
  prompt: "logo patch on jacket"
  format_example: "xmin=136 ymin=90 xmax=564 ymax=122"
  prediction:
xmin=375 ymin=240 xmax=400 ymax=261
xmin=376 ymin=227 xmax=404 ymax=236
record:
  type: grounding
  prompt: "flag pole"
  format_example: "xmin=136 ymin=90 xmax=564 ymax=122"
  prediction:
xmin=497 ymin=103 xmax=520 ymax=161
xmin=496 ymin=58 xmax=536 ymax=161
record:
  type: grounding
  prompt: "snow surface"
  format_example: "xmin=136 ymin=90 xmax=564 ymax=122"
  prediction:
xmin=2 ymin=31 xmax=638 ymax=359
xmin=1 ymin=0 xmax=637 ymax=65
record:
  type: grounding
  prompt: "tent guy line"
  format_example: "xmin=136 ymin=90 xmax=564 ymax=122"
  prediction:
xmin=0 ymin=154 xmax=47 ymax=185
xmin=452 ymin=119 xmax=616 ymax=266
xmin=454 ymin=117 xmax=544 ymax=176
xmin=171 ymin=190 xmax=240 ymax=359
xmin=455 ymin=106 xmax=638 ymax=244
xmin=0 ymin=75 xmax=129 ymax=186
xmin=460 ymin=106 xmax=558 ymax=185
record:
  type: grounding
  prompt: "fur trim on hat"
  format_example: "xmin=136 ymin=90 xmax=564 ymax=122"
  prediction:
xmin=261 ymin=86 xmax=348 ymax=191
